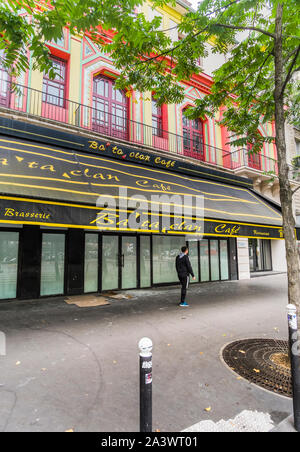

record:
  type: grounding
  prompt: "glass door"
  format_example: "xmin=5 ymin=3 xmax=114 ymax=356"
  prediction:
xmin=152 ymin=236 xmax=179 ymax=284
xmin=200 ymin=239 xmax=210 ymax=282
xmin=0 ymin=231 xmax=19 ymax=299
xmin=40 ymin=233 xmax=65 ymax=296
xmin=188 ymin=240 xmax=199 ymax=283
xmin=140 ymin=236 xmax=151 ymax=288
xmin=101 ymin=234 xmax=138 ymax=291
xmin=220 ymin=240 xmax=229 ymax=280
xmin=249 ymin=239 xmax=272 ymax=272
xmin=210 ymin=240 xmax=220 ymax=281
xmin=121 ymin=236 xmax=137 ymax=289
xmin=102 ymin=235 xmax=119 ymax=291
xmin=84 ymin=234 xmax=99 ymax=293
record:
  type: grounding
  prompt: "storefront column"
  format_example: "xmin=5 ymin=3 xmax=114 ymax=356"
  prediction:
xmin=66 ymin=229 xmax=85 ymax=295
xmin=271 ymin=239 xmax=287 ymax=272
xmin=18 ymin=225 xmax=41 ymax=299
xmin=236 ymin=238 xmax=250 ymax=279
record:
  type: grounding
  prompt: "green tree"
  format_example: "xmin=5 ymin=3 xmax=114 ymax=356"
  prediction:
xmin=1 ymin=0 xmax=300 ymax=312
xmin=0 ymin=0 xmax=170 ymax=77
xmin=115 ymin=0 xmax=300 ymax=312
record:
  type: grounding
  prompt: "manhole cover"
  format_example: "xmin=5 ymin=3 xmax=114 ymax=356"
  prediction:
xmin=222 ymin=339 xmax=292 ymax=398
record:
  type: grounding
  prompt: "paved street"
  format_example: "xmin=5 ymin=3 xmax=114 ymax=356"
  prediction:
xmin=0 ymin=274 xmax=293 ymax=432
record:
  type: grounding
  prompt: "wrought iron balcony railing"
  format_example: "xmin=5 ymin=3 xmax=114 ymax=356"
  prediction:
xmin=0 ymin=79 xmax=278 ymax=175
xmin=228 ymin=148 xmax=278 ymax=174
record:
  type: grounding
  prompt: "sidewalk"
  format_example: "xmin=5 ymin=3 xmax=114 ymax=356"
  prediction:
xmin=0 ymin=274 xmax=293 ymax=432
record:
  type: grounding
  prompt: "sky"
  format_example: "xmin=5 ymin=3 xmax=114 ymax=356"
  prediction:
xmin=189 ymin=0 xmax=200 ymax=9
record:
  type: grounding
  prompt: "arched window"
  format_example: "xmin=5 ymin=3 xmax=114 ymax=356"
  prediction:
xmin=92 ymin=75 xmax=128 ymax=140
xmin=182 ymin=110 xmax=204 ymax=160
xmin=0 ymin=50 xmax=10 ymax=107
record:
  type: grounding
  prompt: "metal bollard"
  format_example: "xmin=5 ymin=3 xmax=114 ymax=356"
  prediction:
xmin=139 ymin=337 xmax=153 ymax=432
xmin=286 ymin=304 xmax=300 ymax=432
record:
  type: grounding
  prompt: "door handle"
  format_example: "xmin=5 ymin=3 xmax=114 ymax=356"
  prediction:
xmin=122 ymin=254 xmax=125 ymax=267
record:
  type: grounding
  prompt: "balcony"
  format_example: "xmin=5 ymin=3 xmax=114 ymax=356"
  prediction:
xmin=0 ymin=80 xmax=279 ymax=177
xmin=229 ymin=148 xmax=278 ymax=174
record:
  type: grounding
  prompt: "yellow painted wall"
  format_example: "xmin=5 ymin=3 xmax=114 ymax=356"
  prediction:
xmin=68 ymin=36 xmax=82 ymax=126
xmin=168 ymin=104 xmax=177 ymax=141
xmin=28 ymin=70 xmax=43 ymax=116
xmin=69 ymin=37 xmax=81 ymax=104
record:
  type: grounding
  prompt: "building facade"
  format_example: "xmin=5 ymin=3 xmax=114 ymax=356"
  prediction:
xmin=0 ymin=0 xmax=293 ymax=301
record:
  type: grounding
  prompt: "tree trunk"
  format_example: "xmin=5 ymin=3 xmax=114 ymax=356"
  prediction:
xmin=274 ymin=3 xmax=300 ymax=315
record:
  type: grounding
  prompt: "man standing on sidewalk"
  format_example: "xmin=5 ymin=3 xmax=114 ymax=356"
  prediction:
xmin=175 ymin=246 xmax=195 ymax=307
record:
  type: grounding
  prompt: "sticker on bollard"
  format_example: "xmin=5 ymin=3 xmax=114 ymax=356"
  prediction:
xmin=288 ymin=314 xmax=297 ymax=331
xmin=145 ymin=373 xmax=152 ymax=385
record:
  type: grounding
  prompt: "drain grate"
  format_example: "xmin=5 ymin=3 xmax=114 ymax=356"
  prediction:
xmin=222 ymin=339 xmax=292 ymax=398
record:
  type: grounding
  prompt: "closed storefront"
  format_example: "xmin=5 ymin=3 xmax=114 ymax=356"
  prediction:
xmin=0 ymin=118 xmax=285 ymax=301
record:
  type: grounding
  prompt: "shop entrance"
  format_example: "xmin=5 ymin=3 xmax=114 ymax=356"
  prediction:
xmin=86 ymin=233 xmax=232 ymax=293
xmin=101 ymin=235 xmax=137 ymax=291
xmin=249 ymin=239 xmax=272 ymax=272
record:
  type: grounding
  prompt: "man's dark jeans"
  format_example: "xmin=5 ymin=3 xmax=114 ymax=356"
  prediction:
xmin=179 ymin=275 xmax=189 ymax=303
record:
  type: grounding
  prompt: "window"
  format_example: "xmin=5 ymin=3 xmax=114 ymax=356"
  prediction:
xmin=0 ymin=231 xmax=19 ymax=299
xmin=53 ymin=31 xmax=65 ymax=48
xmin=220 ymin=240 xmax=229 ymax=280
xmin=152 ymin=99 xmax=163 ymax=137
xmin=182 ymin=110 xmax=205 ymax=160
xmin=92 ymin=75 xmax=128 ymax=140
xmin=42 ymin=56 xmax=67 ymax=107
xmin=198 ymin=239 xmax=230 ymax=283
xmin=210 ymin=240 xmax=220 ymax=281
xmin=102 ymin=235 xmax=119 ymax=291
xmin=0 ymin=50 xmax=10 ymax=107
xmin=200 ymin=239 xmax=210 ymax=282
xmin=247 ymin=143 xmax=262 ymax=170
xmin=249 ymin=239 xmax=272 ymax=272
xmin=40 ymin=233 xmax=65 ymax=296
xmin=84 ymin=234 xmax=99 ymax=293
xmin=152 ymin=236 xmax=179 ymax=284
xmin=140 ymin=236 xmax=151 ymax=288
xmin=187 ymin=240 xmax=199 ymax=283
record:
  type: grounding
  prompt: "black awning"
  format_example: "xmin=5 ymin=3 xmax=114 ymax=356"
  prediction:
xmin=0 ymin=135 xmax=283 ymax=239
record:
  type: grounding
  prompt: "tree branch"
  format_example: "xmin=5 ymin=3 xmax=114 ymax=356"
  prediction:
xmin=245 ymin=48 xmax=274 ymax=103
xmin=131 ymin=1 xmax=242 ymax=68
xmin=131 ymin=10 xmax=275 ymax=69
xmin=216 ymin=46 xmax=274 ymax=100
xmin=131 ymin=24 xmax=210 ymax=67
xmin=281 ymin=45 xmax=300 ymax=96
xmin=213 ymin=23 xmax=275 ymax=39
xmin=292 ymin=185 xmax=300 ymax=197
xmin=284 ymin=48 xmax=300 ymax=64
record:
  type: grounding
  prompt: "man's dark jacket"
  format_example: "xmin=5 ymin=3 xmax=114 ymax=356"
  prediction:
xmin=175 ymin=253 xmax=195 ymax=278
